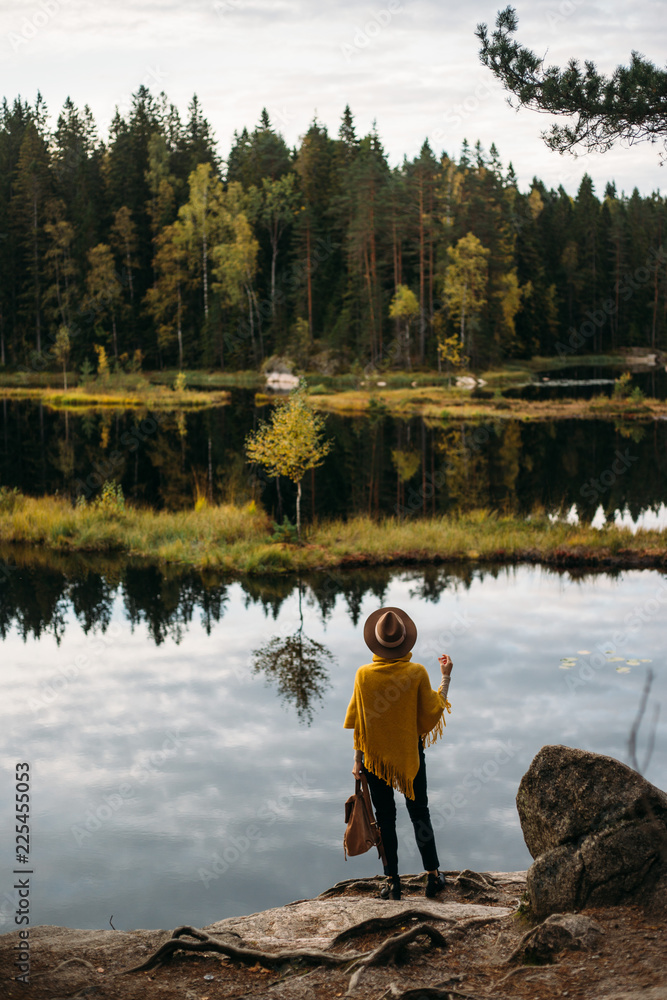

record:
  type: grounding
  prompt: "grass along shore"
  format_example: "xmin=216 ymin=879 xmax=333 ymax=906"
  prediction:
xmin=1 ymin=356 xmax=663 ymax=419
xmin=0 ymin=384 xmax=231 ymax=409
xmin=4 ymin=381 xmax=663 ymax=420
xmin=306 ymin=386 xmax=667 ymax=421
xmin=0 ymin=493 xmax=664 ymax=574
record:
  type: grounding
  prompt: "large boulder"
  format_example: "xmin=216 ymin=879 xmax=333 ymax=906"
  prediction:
xmin=516 ymin=745 xmax=667 ymax=918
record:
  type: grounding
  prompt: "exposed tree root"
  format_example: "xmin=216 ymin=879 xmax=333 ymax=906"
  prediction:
xmin=319 ymin=869 xmax=504 ymax=902
xmin=383 ymin=985 xmax=486 ymax=1000
xmin=505 ymin=913 xmax=603 ymax=965
xmin=124 ymin=901 xmax=505 ymax=992
xmin=346 ymin=912 xmax=504 ymax=993
xmin=348 ymin=922 xmax=449 ymax=971
xmin=318 ymin=876 xmax=387 ymax=898
xmin=454 ymin=870 xmax=496 ymax=889
xmin=442 ymin=914 xmax=506 ymax=945
xmin=332 ymin=909 xmax=455 ymax=946
xmin=31 ymin=956 xmax=97 ymax=979
xmin=345 ymin=923 xmax=449 ymax=994
xmin=124 ymin=919 xmax=453 ymax=982
xmin=124 ymin=925 xmax=364 ymax=974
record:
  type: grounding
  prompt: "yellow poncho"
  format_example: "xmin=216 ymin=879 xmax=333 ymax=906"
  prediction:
xmin=343 ymin=652 xmax=451 ymax=800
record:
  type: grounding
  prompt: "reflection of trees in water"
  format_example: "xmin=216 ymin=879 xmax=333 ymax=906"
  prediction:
xmin=407 ymin=564 xmax=480 ymax=603
xmin=307 ymin=567 xmax=390 ymax=625
xmin=251 ymin=634 xmax=333 ymax=726
xmin=434 ymin=423 xmax=495 ymax=511
xmin=0 ymin=548 xmax=602 ymax=647
xmin=0 ymin=565 xmax=70 ymax=643
xmin=251 ymin=583 xmax=334 ymax=726
xmin=2 ymin=401 xmax=667 ymax=523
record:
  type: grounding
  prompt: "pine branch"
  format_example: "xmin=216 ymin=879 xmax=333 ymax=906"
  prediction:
xmin=476 ymin=6 xmax=667 ymax=155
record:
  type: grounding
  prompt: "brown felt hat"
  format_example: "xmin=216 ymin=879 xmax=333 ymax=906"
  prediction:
xmin=363 ymin=606 xmax=417 ymax=660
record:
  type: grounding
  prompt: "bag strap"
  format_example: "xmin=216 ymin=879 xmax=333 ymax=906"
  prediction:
xmin=358 ymin=773 xmax=388 ymax=868
xmin=359 ymin=773 xmax=374 ymax=817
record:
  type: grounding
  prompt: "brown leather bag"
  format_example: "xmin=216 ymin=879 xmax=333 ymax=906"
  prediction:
xmin=343 ymin=773 xmax=387 ymax=866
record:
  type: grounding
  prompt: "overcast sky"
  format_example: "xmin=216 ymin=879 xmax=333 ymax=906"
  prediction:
xmin=2 ymin=0 xmax=666 ymax=197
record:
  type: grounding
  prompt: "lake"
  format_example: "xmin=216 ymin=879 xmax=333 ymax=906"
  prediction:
xmin=0 ymin=558 xmax=664 ymax=931
xmin=1 ymin=395 xmax=666 ymax=527
xmin=504 ymin=363 xmax=667 ymax=401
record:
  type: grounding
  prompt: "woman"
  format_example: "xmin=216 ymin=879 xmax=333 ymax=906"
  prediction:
xmin=343 ymin=606 xmax=452 ymax=900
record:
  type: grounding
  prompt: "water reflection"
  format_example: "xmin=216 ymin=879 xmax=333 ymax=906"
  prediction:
xmin=0 ymin=554 xmax=665 ymax=933
xmin=251 ymin=581 xmax=334 ymax=725
xmin=1 ymin=397 xmax=666 ymax=525
xmin=504 ymin=364 xmax=667 ymax=400
xmin=0 ymin=546 xmax=487 ymax=643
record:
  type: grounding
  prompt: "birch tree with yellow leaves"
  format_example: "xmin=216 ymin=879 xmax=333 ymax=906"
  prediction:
xmin=443 ymin=232 xmax=490 ymax=359
xmin=245 ymin=382 xmax=332 ymax=541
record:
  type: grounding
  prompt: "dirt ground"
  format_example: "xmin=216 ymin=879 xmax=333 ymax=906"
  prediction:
xmin=1 ymin=870 xmax=666 ymax=1000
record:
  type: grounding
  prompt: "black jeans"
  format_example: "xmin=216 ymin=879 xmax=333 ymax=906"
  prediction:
xmin=363 ymin=739 xmax=440 ymax=877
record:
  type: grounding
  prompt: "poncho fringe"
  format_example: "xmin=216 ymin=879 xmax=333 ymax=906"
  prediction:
xmin=421 ymin=702 xmax=451 ymax=748
xmin=357 ymin=699 xmax=450 ymax=800
xmin=344 ymin=653 xmax=451 ymax=800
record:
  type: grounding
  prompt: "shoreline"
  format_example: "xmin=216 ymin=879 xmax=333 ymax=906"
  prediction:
xmin=1 ymin=355 xmax=665 ymax=419
xmin=307 ymin=386 xmax=667 ymax=421
xmin=0 ymin=497 xmax=665 ymax=574
xmin=0 ymin=386 xmax=231 ymax=409
xmin=1 ymin=870 xmax=665 ymax=1000
xmin=2 ymin=383 xmax=664 ymax=421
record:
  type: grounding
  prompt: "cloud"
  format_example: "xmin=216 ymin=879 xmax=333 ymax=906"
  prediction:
xmin=1 ymin=2 xmax=665 ymax=196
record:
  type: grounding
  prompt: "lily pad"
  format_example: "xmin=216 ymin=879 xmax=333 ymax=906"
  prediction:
xmin=616 ymin=666 xmax=631 ymax=673
xmin=577 ymin=649 xmax=591 ymax=655
xmin=626 ymin=659 xmax=641 ymax=666
xmin=640 ymin=658 xmax=653 ymax=663
xmin=606 ymin=656 xmax=624 ymax=662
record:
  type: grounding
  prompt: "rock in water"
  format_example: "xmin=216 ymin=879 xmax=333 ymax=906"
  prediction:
xmin=516 ymin=745 xmax=667 ymax=918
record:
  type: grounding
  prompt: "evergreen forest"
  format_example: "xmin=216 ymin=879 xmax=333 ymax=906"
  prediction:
xmin=2 ymin=87 xmax=666 ymax=376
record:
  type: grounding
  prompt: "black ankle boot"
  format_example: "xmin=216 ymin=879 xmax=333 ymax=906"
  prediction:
xmin=380 ymin=875 xmax=401 ymax=900
xmin=425 ymin=870 xmax=446 ymax=898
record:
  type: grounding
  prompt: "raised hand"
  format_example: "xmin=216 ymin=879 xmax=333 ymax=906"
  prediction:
xmin=438 ymin=653 xmax=453 ymax=677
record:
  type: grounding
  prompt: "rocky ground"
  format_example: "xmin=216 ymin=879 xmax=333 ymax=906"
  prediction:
xmin=1 ymin=870 xmax=665 ymax=1000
